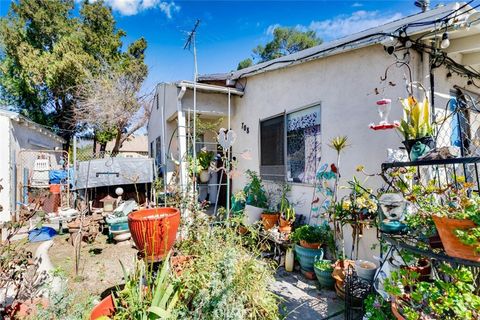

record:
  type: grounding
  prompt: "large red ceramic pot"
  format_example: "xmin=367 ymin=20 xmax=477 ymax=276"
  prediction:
xmin=128 ymin=207 xmax=181 ymax=262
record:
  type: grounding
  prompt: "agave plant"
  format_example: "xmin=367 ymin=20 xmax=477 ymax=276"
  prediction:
xmin=114 ymin=251 xmax=179 ymax=319
xmin=397 ymin=96 xmax=433 ymax=141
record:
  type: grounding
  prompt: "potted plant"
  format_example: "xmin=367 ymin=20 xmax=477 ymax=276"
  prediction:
xmin=313 ymin=259 xmax=334 ymax=289
xmin=242 ymin=170 xmax=268 ymax=225
xmin=90 ymin=252 xmax=179 ymax=319
xmin=261 ymin=208 xmax=279 ymax=230
xmin=197 ymin=149 xmax=215 ymax=183
xmin=396 ymin=91 xmax=435 ymax=157
xmin=279 ymin=185 xmax=295 ymax=232
xmin=291 ymin=224 xmax=331 ymax=272
xmin=429 ymin=185 xmax=480 ymax=262
xmin=128 ymin=207 xmax=181 ymax=262
xmin=384 ymin=265 xmax=480 ymax=320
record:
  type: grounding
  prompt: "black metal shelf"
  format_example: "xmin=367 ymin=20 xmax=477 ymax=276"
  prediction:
xmin=381 ymin=234 xmax=480 ymax=267
xmin=382 ymin=157 xmax=480 ymax=170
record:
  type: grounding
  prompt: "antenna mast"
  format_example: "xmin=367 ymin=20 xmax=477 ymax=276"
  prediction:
xmin=184 ymin=19 xmax=200 ymax=196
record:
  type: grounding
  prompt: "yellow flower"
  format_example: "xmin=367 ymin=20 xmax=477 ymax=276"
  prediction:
xmin=356 ymin=165 xmax=365 ymax=172
xmin=342 ymin=200 xmax=351 ymax=210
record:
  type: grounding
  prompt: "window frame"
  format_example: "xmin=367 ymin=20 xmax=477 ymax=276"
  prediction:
xmin=259 ymin=102 xmax=322 ymax=186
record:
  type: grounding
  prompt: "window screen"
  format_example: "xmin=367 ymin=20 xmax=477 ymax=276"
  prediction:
xmin=260 ymin=115 xmax=285 ymax=180
xmin=286 ymin=105 xmax=321 ymax=184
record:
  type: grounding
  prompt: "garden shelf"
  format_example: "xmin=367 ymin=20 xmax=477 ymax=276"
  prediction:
xmin=381 ymin=234 xmax=480 ymax=267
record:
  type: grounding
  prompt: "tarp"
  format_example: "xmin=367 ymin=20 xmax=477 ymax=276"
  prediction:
xmin=75 ymin=157 xmax=155 ymax=189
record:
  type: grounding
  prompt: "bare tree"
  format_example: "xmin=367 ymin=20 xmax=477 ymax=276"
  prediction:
xmin=75 ymin=65 xmax=152 ymax=155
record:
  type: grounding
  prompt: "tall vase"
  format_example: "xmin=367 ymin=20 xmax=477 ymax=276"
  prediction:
xmin=128 ymin=207 xmax=180 ymax=262
xmin=285 ymin=248 xmax=294 ymax=272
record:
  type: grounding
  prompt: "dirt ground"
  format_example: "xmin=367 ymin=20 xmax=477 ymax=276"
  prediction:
xmin=26 ymin=233 xmax=137 ymax=299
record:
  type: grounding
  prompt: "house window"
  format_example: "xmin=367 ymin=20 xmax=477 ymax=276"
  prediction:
xmin=286 ymin=105 xmax=321 ymax=184
xmin=150 ymin=141 xmax=154 ymax=157
xmin=259 ymin=105 xmax=321 ymax=184
xmin=155 ymin=136 xmax=162 ymax=165
xmin=260 ymin=114 xmax=285 ymax=181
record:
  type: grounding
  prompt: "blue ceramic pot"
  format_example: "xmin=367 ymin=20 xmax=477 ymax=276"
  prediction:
xmin=314 ymin=266 xmax=335 ymax=289
xmin=294 ymin=244 xmax=324 ymax=272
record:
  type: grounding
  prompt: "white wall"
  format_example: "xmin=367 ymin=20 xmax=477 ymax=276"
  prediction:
xmin=0 ymin=116 xmax=63 ymax=222
xmin=0 ymin=116 xmax=11 ymax=222
xmin=230 ymin=44 xmax=425 ymax=260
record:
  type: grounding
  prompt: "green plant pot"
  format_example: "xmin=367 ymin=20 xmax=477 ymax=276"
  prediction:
xmin=294 ymin=244 xmax=323 ymax=272
xmin=314 ymin=265 xmax=335 ymax=289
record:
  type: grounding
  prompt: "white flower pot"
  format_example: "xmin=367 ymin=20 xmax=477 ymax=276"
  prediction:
xmin=355 ymin=260 xmax=378 ymax=282
xmin=243 ymin=205 xmax=264 ymax=226
xmin=199 ymin=170 xmax=210 ymax=183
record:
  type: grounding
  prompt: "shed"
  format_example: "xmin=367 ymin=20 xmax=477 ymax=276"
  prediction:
xmin=0 ymin=109 xmax=65 ymax=222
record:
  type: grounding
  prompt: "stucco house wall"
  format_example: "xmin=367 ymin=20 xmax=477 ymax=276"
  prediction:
xmin=0 ymin=111 xmax=64 ymax=222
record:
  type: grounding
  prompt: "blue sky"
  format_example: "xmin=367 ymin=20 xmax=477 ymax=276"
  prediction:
xmin=0 ymin=0 xmax=457 ymax=93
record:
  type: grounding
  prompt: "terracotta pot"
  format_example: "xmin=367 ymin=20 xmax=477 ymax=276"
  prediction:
xmin=238 ymin=225 xmax=248 ymax=235
xmin=432 ymin=215 xmax=480 ymax=262
xmin=90 ymin=295 xmax=115 ymax=320
xmin=128 ymin=207 xmax=181 ymax=262
xmin=279 ymin=217 xmax=293 ymax=233
xmin=391 ymin=300 xmax=406 ymax=320
xmin=401 ymin=258 xmax=431 ymax=281
xmin=332 ymin=259 xmax=355 ymax=285
xmin=261 ymin=212 xmax=279 ymax=230
xmin=299 ymin=240 xmax=321 ymax=249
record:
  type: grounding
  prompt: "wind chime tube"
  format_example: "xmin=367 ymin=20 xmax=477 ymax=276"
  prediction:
xmin=226 ymin=89 xmax=231 ymax=220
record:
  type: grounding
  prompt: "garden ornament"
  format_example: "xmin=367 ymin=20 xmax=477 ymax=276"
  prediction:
xmin=378 ymin=193 xmax=407 ymax=234
xmin=369 ymin=99 xmax=400 ymax=130
xmin=409 ymin=141 xmax=430 ymax=161
xmin=217 ymin=128 xmax=237 ymax=150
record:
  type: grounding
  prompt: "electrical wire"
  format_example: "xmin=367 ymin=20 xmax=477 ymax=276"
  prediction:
xmin=235 ymin=1 xmax=479 ymax=81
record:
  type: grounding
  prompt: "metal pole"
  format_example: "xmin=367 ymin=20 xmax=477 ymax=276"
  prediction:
xmin=192 ymin=28 xmax=198 ymax=199
xmin=162 ymin=84 xmax=167 ymax=207
xmin=226 ymin=89 xmax=231 ymax=220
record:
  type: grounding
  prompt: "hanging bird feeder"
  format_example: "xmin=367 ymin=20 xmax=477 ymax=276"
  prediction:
xmin=369 ymin=99 xmax=400 ymax=130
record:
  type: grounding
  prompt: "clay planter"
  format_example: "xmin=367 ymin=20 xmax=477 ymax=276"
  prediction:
xmin=300 ymin=240 xmax=321 ymax=249
xmin=199 ymin=170 xmax=210 ymax=183
xmin=401 ymin=258 xmax=431 ymax=281
xmin=279 ymin=217 xmax=293 ymax=233
xmin=261 ymin=212 xmax=279 ymax=230
xmin=90 ymin=295 xmax=115 ymax=320
xmin=294 ymin=244 xmax=323 ymax=272
xmin=391 ymin=300 xmax=406 ymax=320
xmin=128 ymin=207 xmax=181 ymax=262
xmin=355 ymin=260 xmax=378 ymax=282
xmin=432 ymin=215 xmax=480 ymax=262
xmin=332 ymin=259 xmax=355 ymax=287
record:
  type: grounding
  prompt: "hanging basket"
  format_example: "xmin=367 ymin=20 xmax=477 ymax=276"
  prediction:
xmin=432 ymin=215 xmax=480 ymax=262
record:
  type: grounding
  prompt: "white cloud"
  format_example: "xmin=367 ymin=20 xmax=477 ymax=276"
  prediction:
xmin=308 ymin=10 xmax=403 ymax=40
xmin=266 ymin=23 xmax=281 ymax=35
xmin=352 ymin=2 xmax=363 ymax=7
xmin=92 ymin=0 xmax=180 ymax=17
xmin=264 ymin=10 xmax=402 ymax=42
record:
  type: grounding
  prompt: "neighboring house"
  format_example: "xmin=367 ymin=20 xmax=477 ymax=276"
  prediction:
xmin=105 ymin=135 xmax=149 ymax=158
xmin=148 ymin=3 xmax=480 ymax=259
xmin=0 ymin=109 xmax=65 ymax=222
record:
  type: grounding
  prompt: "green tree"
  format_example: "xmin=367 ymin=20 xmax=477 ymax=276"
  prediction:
xmin=237 ymin=58 xmax=253 ymax=70
xmin=237 ymin=26 xmax=322 ymax=70
xmin=0 ymin=0 xmax=147 ymax=149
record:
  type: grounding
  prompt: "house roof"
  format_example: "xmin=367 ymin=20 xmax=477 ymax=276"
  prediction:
xmin=175 ymin=80 xmax=244 ymax=96
xmin=198 ymin=2 xmax=476 ymax=82
xmin=106 ymin=135 xmax=148 ymax=153
xmin=0 ymin=108 xmax=66 ymax=144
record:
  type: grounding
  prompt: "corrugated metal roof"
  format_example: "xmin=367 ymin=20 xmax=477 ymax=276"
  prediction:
xmin=199 ymin=2 xmax=470 ymax=81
